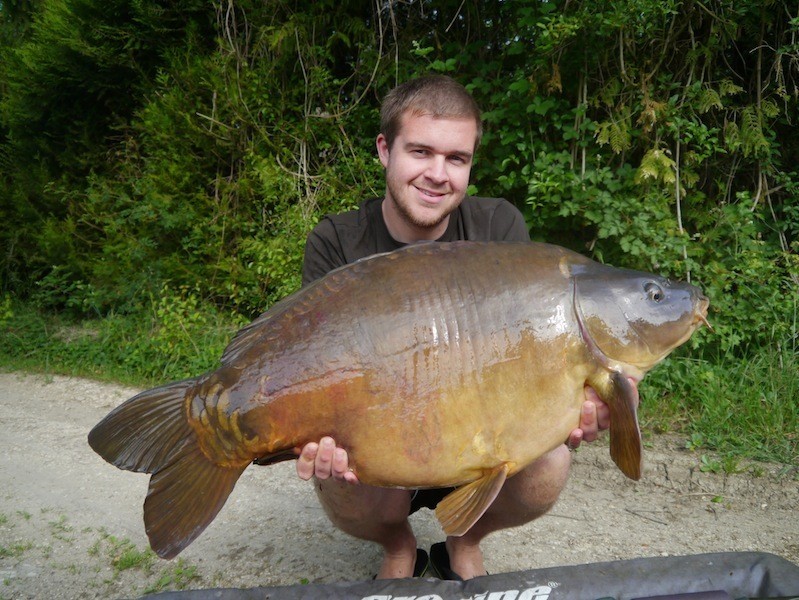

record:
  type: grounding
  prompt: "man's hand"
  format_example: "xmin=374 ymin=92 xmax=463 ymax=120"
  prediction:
xmin=296 ymin=436 xmax=359 ymax=484
xmin=567 ymin=381 xmax=639 ymax=450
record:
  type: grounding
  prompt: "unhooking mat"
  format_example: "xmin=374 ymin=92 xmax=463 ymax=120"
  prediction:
xmin=149 ymin=551 xmax=799 ymax=599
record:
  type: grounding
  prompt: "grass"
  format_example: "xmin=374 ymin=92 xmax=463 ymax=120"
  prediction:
xmin=1 ymin=299 xmax=796 ymax=466
xmin=142 ymin=560 xmax=200 ymax=595
xmin=642 ymin=342 xmax=799 ymax=466
xmin=0 ymin=298 xmax=243 ymax=386
xmin=0 ymin=512 xmax=32 ymax=559
xmin=49 ymin=515 xmax=74 ymax=542
xmin=113 ymin=543 xmax=154 ymax=573
xmin=92 ymin=532 xmax=200 ymax=593
xmin=0 ymin=542 xmax=32 ymax=559
xmin=92 ymin=533 xmax=155 ymax=573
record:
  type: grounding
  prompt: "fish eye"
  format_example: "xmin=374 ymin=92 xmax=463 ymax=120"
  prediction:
xmin=644 ymin=282 xmax=665 ymax=302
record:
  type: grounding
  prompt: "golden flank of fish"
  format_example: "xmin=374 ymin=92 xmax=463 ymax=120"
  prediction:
xmin=88 ymin=241 xmax=710 ymax=559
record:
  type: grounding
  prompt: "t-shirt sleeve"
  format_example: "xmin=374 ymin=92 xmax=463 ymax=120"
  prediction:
xmin=301 ymin=219 xmax=347 ymax=286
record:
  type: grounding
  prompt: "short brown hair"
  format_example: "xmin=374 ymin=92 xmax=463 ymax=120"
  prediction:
xmin=380 ymin=75 xmax=482 ymax=150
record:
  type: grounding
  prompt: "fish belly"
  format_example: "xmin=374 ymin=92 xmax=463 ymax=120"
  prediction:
xmin=340 ymin=349 xmax=590 ymax=489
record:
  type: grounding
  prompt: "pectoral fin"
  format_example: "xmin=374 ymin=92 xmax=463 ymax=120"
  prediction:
xmin=606 ymin=370 xmax=643 ymax=480
xmin=435 ymin=463 xmax=510 ymax=536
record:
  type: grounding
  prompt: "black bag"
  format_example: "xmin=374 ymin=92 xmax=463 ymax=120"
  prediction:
xmin=149 ymin=552 xmax=799 ymax=600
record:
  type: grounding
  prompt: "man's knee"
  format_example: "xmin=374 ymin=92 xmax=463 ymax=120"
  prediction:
xmin=503 ymin=445 xmax=572 ymax=515
xmin=534 ymin=444 xmax=572 ymax=506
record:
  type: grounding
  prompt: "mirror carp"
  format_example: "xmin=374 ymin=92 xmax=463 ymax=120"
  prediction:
xmin=89 ymin=241 xmax=710 ymax=559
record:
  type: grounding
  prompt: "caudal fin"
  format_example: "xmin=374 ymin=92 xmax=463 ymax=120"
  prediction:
xmin=143 ymin=440 xmax=245 ymax=558
xmin=88 ymin=379 xmax=246 ymax=558
xmin=88 ymin=379 xmax=196 ymax=472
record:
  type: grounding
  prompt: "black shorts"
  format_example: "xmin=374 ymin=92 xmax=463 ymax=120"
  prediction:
xmin=409 ymin=487 xmax=454 ymax=514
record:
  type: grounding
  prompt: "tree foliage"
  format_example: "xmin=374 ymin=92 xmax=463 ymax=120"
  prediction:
xmin=0 ymin=0 xmax=797 ymax=357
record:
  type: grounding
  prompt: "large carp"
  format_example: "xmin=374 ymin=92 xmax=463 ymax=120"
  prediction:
xmin=89 ymin=241 xmax=709 ymax=559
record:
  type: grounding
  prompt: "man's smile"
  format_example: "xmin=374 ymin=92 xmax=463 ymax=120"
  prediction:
xmin=416 ymin=186 xmax=449 ymax=202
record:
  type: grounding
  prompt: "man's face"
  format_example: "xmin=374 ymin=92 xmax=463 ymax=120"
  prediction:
xmin=377 ymin=112 xmax=477 ymax=242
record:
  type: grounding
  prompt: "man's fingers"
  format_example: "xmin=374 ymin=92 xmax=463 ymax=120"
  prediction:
xmin=628 ymin=377 xmax=640 ymax=408
xmin=584 ymin=386 xmax=601 ymax=404
xmin=296 ymin=437 xmax=359 ymax=484
xmin=296 ymin=442 xmax=319 ymax=480
xmin=332 ymin=448 xmax=348 ymax=476
xmin=314 ymin=436 xmax=336 ymax=479
xmin=583 ymin=386 xmax=612 ymax=433
xmin=567 ymin=428 xmax=584 ymax=450
xmin=579 ymin=400 xmax=599 ymax=442
xmin=595 ymin=399 xmax=611 ymax=431
xmin=575 ymin=379 xmax=640 ymax=449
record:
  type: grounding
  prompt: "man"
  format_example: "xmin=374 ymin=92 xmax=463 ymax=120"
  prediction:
xmin=296 ymin=75 xmax=629 ymax=580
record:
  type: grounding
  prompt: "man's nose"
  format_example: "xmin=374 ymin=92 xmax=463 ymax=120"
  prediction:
xmin=425 ymin=155 xmax=448 ymax=183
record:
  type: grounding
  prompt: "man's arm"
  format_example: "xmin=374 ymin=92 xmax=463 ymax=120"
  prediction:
xmin=491 ymin=199 xmax=530 ymax=242
xmin=297 ymin=217 xmax=364 ymax=482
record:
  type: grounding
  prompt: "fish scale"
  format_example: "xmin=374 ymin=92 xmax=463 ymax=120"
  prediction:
xmin=89 ymin=240 xmax=709 ymax=558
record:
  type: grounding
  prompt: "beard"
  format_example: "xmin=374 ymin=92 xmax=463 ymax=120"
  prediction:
xmin=385 ymin=176 xmax=462 ymax=232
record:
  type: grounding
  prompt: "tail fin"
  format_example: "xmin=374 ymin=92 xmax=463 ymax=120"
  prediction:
xmin=143 ymin=439 xmax=245 ymax=558
xmin=88 ymin=379 xmax=196 ymax=472
xmin=88 ymin=379 xmax=246 ymax=558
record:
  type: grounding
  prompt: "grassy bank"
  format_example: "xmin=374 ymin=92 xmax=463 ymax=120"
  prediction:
xmin=0 ymin=295 xmax=246 ymax=387
xmin=642 ymin=345 xmax=798 ymax=467
xmin=1 ymin=299 xmax=796 ymax=467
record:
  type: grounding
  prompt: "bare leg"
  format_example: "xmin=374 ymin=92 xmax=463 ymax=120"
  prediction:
xmin=315 ymin=478 xmax=418 ymax=579
xmin=310 ymin=440 xmax=572 ymax=580
xmin=446 ymin=444 xmax=572 ymax=578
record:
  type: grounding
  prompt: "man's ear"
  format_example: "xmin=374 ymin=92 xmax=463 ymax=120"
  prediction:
xmin=376 ymin=133 xmax=390 ymax=168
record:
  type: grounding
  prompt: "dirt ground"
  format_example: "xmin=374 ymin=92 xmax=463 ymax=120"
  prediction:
xmin=0 ymin=371 xmax=797 ymax=599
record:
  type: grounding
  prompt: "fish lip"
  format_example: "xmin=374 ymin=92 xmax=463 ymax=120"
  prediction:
xmin=695 ymin=298 xmax=713 ymax=332
xmin=696 ymin=312 xmax=713 ymax=331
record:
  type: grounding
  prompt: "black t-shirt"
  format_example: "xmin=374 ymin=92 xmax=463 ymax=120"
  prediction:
xmin=302 ymin=196 xmax=529 ymax=285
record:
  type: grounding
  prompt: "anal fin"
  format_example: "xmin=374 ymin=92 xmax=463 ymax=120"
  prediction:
xmin=434 ymin=463 xmax=510 ymax=536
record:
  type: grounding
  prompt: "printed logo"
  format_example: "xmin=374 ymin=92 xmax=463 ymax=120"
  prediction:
xmin=362 ymin=584 xmax=554 ymax=600
xmin=470 ymin=587 xmax=553 ymax=600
